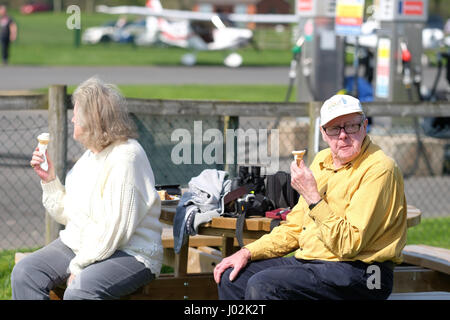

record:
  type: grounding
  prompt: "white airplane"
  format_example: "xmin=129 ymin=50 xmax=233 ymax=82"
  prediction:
xmin=95 ymin=0 xmax=299 ymax=67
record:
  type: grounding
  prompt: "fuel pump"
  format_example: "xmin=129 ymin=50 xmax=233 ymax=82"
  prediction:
xmin=372 ymin=0 xmax=434 ymax=177
xmin=295 ymin=0 xmax=346 ymax=102
xmin=373 ymin=0 xmax=428 ymax=102
xmin=401 ymin=40 xmax=435 ymax=176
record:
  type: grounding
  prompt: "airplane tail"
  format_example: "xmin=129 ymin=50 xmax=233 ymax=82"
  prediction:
xmin=146 ymin=0 xmax=162 ymax=12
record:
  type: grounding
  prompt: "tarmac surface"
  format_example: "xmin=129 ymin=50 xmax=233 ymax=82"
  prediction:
xmin=0 ymin=65 xmax=449 ymax=91
xmin=0 ymin=66 xmax=292 ymax=90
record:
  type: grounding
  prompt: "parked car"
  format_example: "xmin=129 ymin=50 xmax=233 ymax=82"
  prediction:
xmin=82 ymin=18 xmax=147 ymax=44
xmin=82 ymin=20 xmax=117 ymax=44
xmin=21 ymin=3 xmax=52 ymax=14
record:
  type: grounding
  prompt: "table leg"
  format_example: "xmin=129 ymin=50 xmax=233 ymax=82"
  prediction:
xmin=174 ymin=237 xmax=189 ymax=277
xmin=222 ymin=236 xmax=235 ymax=258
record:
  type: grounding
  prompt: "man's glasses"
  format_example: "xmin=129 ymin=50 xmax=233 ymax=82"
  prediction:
xmin=322 ymin=121 xmax=363 ymax=136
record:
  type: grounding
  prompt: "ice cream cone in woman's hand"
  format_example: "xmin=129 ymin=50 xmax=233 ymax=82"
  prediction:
xmin=37 ymin=133 xmax=50 ymax=171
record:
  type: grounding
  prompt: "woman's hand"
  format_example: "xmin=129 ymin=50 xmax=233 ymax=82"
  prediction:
xmin=290 ymin=160 xmax=321 ymax=206
xmin=213 ymin=248 xmax=251 ymax=284
xmin=67 ymin=274 xmax=76 ymax=287
xmin=30 ymin=147 xmax=56 ymax=183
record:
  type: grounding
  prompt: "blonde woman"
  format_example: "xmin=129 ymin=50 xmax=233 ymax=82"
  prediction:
xmin=12 ymin=77 xmax=163 ymax=300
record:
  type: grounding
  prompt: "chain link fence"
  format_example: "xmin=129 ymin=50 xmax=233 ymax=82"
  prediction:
xmin=369 ymin=116 xmax=450 ymax=219
xmin=0 ymin=110 xmax=48 ymax=249
xmin=0 ymin=102 xmax=449 ymax=250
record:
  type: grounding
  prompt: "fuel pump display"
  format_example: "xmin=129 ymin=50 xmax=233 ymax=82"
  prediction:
xmin=373 ymin=0 xmax=428 ymax=102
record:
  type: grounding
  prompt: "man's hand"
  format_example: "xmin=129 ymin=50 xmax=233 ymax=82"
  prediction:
xmin=290 ymin=160 xmax=321 ymax=205
xmin=213 ymin=248 xmax=251 ymax=284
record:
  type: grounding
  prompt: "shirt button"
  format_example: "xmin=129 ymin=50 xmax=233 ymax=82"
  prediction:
xmin=299 ymin=247 xmax=303 ymax=251
xmin=303 ymin=227 xmax=306 ymax=231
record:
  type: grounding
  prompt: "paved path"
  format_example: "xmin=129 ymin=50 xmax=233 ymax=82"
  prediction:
xmin=0 ymin=66 xmax=291 ymax=90
xmin=0 ymin=65 xmax=448 ymax=92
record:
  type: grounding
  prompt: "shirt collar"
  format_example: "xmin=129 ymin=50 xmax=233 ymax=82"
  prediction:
xmin=320 ymin=135 xmax=371 ymax=171
xmin=89 ymin=140 xmax=120 ymax=160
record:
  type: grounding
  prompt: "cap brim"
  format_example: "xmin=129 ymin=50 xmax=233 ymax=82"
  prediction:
xmin=320 ymin=111 xmax=363 ymax=127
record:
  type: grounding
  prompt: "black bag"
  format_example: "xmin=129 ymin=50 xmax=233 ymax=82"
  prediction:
xmin=224 ymin=166 xmax=274 ymax=247
xmin=265 ymin=171 xmax=299 ymax=209
xmin=234 ymin=193 xmax=274 ymax=247
xmin=224 ymin=166 xmax=266 ymax=215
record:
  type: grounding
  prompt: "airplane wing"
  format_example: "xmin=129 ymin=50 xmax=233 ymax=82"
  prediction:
xmin=96 ymin=5 xmax=299 ymax=24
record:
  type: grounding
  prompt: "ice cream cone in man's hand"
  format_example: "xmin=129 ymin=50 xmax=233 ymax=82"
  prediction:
xmin=292 ymin=150 xmax=306 ymax=167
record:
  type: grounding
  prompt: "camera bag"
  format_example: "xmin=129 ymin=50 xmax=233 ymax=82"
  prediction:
xmin=265 ymin=171 xmax=299 ymax=209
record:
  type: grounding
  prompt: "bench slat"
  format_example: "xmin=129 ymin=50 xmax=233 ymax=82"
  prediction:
xmin=402 ymin=245 xmax=450 ymax=275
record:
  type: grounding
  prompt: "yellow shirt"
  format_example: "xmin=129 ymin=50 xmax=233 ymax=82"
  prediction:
xmin=245 ymin=136 xmax=407 ymax=264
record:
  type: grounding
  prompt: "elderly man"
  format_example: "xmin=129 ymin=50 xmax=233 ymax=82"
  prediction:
xmin=214 ymin=94 xmax=407 ymax=300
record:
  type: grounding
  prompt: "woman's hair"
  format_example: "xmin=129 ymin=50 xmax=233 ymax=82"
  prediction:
xmin=72 ymin=77 xmax=138 ymax=151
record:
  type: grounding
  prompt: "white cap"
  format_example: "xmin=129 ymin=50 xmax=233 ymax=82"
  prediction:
xmin=320 ymin=94 xmax=364 ymax=127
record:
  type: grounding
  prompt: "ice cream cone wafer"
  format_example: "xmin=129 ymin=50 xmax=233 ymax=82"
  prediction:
xmin=36 ymin=133 xmax=50 ymax=171
xmin=38 ymin=139 xmax=49 ymax=145
xmin=37 ymin=133 xmax=50 ymax=144
xmin=292 ymin=150 xmax=306 ymax=167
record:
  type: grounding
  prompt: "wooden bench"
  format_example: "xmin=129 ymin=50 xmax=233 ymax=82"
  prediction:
xmin=17 ymin=206 xmax=445 ymax=300
xmin=401 ymin=244 xmax=450 ymax=276
xmin=389 ymin=245 xmax=450 ymax=299
xmin=388 ymin=291 xmax=450 ymax=300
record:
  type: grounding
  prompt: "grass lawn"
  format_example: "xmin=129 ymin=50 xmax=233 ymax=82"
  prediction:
xmin=0 ymin=216 xmax=448 ymax=300
xmin=6 ymin=10 xmax=443 ymax=68
xmin=8 ymin=11 xmax=293 ymax=67
xmin=406 ymin=216 xmax=450 ymax=249
xmin=64 ymin=84 xmax=297 ymax=102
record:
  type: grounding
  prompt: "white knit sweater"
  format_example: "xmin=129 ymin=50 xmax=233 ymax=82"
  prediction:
xmin=41 ymin=139 xmax=163 ymax=277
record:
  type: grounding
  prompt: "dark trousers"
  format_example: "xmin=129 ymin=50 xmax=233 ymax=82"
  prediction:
xmin=1 ymin=39 xmax=10 ymax=64
xmin=11 ymin=238 xmax=155 ymax=300
xmin=218 ymin=256 xmax=393 ymax=300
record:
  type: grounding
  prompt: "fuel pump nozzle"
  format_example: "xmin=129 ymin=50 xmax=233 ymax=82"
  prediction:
xmin=293 ymin=36 xmax=305 ymax=60
xmin=398 ymin=41 xmax=434 ymax=177
xmin=285 ymin=36 xmax=305 ymax=102
xmin=400 ymin=41 xmax=413 ymax=88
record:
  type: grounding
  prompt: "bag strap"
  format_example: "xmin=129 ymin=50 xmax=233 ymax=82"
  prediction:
xmin=223 ymin=186 xmax=248 ymax=205
xmin=270 ymin=219 xmax=281 ymax=231
xmin=234 ymin=194 xmax=255 ymax=248
xmin=235 ymin=212 xmax=246 ymax=248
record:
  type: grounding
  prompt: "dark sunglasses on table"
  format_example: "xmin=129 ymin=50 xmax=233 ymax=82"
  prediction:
xmin=322 ymin=120 xmax=364 ymax=136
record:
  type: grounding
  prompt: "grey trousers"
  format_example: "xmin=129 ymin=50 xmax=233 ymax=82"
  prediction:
xmin=11 ymin=238 xmax=155 ymax=300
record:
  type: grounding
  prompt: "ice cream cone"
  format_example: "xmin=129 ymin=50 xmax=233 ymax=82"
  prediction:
xmin=292 ymin=150 xmax=306 ymax=167
xmin=36 ymin=133 xmax=50 ymax=171
xmin=37 ymin=133 xmax=50 ymax=145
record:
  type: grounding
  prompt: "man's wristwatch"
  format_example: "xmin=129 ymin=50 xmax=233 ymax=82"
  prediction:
xmin=308 ymin=199 xmax=322 ymax=210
